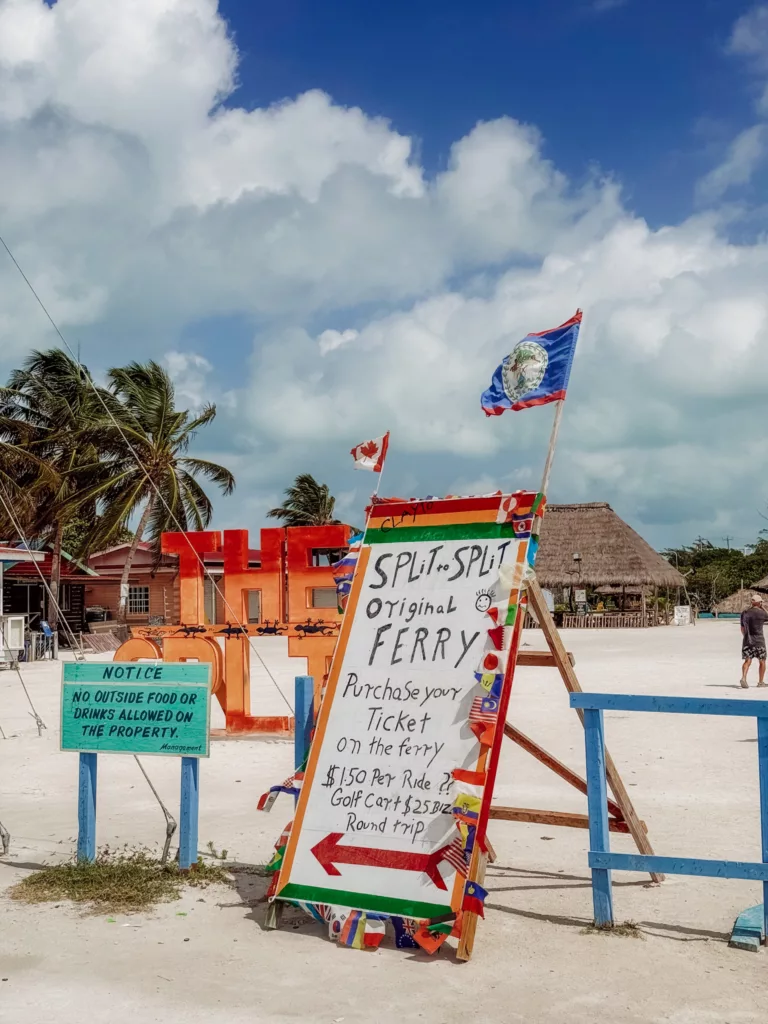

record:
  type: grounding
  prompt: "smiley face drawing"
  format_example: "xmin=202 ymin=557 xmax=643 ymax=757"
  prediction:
xmin=475 ymin=588 xmax=495 ymax=613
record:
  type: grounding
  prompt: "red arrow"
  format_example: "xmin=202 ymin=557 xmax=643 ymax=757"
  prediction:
xmin=310 ymin=832 xmax=452 ymax=891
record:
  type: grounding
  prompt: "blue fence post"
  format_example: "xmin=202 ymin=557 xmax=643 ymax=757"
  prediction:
xmin=757 ymin=716 xmax=768 ymax=943
xmin=584 ymin=708 xmax=614 ymax=927
xmin=295 ymin=675 xmax=314 ymax=771
xmin=77 ymin=752 xmax=97 ymax=863
xmin=178 ymin=756 xmax=200 ymax=871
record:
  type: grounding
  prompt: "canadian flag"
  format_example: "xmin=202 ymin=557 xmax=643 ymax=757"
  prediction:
xmin=350 ymin=432 xmax=390 ymax=472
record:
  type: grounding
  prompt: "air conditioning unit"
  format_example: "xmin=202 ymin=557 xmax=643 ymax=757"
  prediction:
xmin=0 ymin=615 xmax=25 ymax=662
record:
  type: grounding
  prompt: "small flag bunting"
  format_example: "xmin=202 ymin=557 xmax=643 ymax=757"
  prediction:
xmin=328 ymin=906 xmax=351 ymax=941
xmin=257 ymin=771 xmax=304 ymax=812
xmin=452 ymin=768 xmax=487 ymax=787
xmin=464 ymin=823 xmax=476 ymax=857
xmin=462 ymin=880 xmax=489 ymax=918
xmin=392 ymin=917 xmax=420 ymax=949
xmin=484 ymin=604 xmax=507 ymax=649
xmin=441 ymin=835 xmax=469 ymax=877
xmin=296 ymin=901 xmax=331 ymax=925
xmin=451 ymin=791 xmax=481 ymax=824
xmin=332 ymin=531 xmax=363 ymax=612
xmin=340 ymin=909 xmax=367 ymax=949
xmin=468 ymin=695 xmax=497 ymax=747
xmin=474 ymin=648 xmax=507 ymax=692
xmin=412 ymin=924 xmax=448 ymax=954
xmin=496 ymin=494 xmax=519 ymax=524
xmin=363 ymin=916 xmax=387 ymax=949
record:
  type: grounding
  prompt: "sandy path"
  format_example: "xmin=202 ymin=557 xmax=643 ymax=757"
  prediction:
xmin=1 ymin=620 xmax=767 ymax=1023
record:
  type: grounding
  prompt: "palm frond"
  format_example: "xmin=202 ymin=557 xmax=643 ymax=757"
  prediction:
xmin=179 ymin=457 xmax=235 ymax=495
xmin=178 ymin=471 xmax=214 ymax=531
xmin=267 ymin=473 xmax=338 ymax=526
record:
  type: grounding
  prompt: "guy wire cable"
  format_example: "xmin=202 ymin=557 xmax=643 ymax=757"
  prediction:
xmin=0 ymin=231 xmax=294 ymax=712
xmin=0 ymin=477 xmax=86 ymax=658
xmin=0 ymin=485 xmax=51 ymax=734
xmin=0 ymin=472 xmax=186 ymax=856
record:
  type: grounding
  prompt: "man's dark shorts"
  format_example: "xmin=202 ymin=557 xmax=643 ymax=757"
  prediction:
xmin=743 ymin=642 xmax=767 ymax=661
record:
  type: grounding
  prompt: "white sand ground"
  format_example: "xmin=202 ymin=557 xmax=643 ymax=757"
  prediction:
xmin=1 ymin=620 xmax=767 ymax=1023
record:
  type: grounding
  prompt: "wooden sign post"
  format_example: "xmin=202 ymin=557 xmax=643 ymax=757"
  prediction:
xmin=61 ymin=662 xmax=212 ymax=868
xmin=271 ymin=493 xmax=542 ymax=955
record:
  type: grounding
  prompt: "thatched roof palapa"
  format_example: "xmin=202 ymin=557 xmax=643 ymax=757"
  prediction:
xmin=535 ymin=503 xmax=684 ymax=589
xmin=594 ymin=584 xmax=647 ymax=596
xmin=714 ymin=575 xmax=768 ymax=615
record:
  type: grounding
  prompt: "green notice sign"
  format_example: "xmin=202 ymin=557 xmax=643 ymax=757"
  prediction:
xmin=61 ymin=662 xmax=211 ymax=757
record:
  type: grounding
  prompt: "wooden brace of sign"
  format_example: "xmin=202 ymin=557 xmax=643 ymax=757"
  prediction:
xmin=481 ymin=577 xmax=657 ymax=863
xmin=457 ymin=575 xmax=661 ymax=960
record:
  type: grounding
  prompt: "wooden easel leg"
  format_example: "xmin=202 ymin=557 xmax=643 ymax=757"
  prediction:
xmin=525 ymin=575 xmax=663 ymax=883
xmin=503 ymin=721 xmax=625 ymax=821
xmin=456 ymin=850 xmax=488 ymax=962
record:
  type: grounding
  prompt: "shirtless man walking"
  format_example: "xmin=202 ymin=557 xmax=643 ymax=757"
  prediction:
xmin=740 ymin=593 xmax=768 ymax=688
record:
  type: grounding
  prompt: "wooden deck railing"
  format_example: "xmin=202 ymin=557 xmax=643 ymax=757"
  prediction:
xmin=525 ymin=611 xmax=653 ymax=628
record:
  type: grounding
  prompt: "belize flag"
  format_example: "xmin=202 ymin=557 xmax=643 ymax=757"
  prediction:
xmin=481 ymin=310 xmax=581 ymax=416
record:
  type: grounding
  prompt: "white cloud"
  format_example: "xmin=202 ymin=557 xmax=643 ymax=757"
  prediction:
xmin=696 ymin=124 xmax=767 ymax=201
xmin=317 ymin=329 xmax=358 ymax=356
xmin=729 ymin=5 xmax=768 ymax=66
xmin=164 ymin=350 xmax=222 ymax=413
xmin=1 ymin=0 xmax=768 ymax=545
xmin=246 ymin=211 xmax=768 ymax=451
xmin=695 ymin=6 xmax=768 ymax=205
xmin=728 ymin=4 xmax=768 ymax=112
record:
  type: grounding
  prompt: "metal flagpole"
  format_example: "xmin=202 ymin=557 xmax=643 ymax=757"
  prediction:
xmin=539 ymin=399 xmax=565 ymax=497
xmin=355 ymin=451 xmax=387 ymax=560
xmin=320 ymin=436 xmax=390 ymax=706
xmin=371 ymin=464 xmax=385 ymax=502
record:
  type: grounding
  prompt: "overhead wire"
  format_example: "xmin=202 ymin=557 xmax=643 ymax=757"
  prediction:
xmin=0 ymin=231 xmax=294 ymax=713
xmin=1 ymin=397 xmax=185 ymax=859
xmin=0 ymin=484 xmax=50 ymax=735
xmin=0 ymin=479 xmax=85 ymax=655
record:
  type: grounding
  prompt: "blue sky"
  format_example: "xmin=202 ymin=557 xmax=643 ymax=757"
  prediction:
xmin=2 ymin=0 xmax=768 ymax=552
xmin=221 ymin=0 xmax=754 ymax=225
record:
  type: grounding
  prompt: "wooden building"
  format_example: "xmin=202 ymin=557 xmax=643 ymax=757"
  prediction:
xmin=1 ymin=545 xmax=96 ymax=639
xmin=86 ymin=542 xmax=181 ymax=627
xmin=86 ymin=528 xmax=342 ymax=630
xmin=85 ymin=541 xmax=267 ymax=627
xmin=534 ymin=502 xmax=685 ymax=627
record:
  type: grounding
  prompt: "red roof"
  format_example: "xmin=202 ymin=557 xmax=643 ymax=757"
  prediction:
xmin=88 ymin=545 xmax=261 ymax=566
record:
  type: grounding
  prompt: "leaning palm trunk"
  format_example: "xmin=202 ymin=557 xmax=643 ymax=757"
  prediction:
xmin=48 ymin=520 xmax=64 ymax=631
xmin=117 ymin=496 xmax=155 ymax=624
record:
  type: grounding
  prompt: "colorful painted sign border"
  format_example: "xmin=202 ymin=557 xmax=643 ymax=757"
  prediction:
xmin=273 ymin=491 xmax=544 ymax=924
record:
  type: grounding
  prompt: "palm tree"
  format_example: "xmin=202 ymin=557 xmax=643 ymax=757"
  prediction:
xmin=267 ymin=473 xmax=341 ymax=527
xmin=90 ymin=361 xmax=235 ymax=622
xmin=0 ymin=350 xmax=111 ymax=631
xmin=0 ymin=445 xmax=42 ymax=540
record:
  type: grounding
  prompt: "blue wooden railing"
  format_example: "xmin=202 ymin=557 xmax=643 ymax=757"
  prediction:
xmin=570 ymin=693 xmax=768 ymax=941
